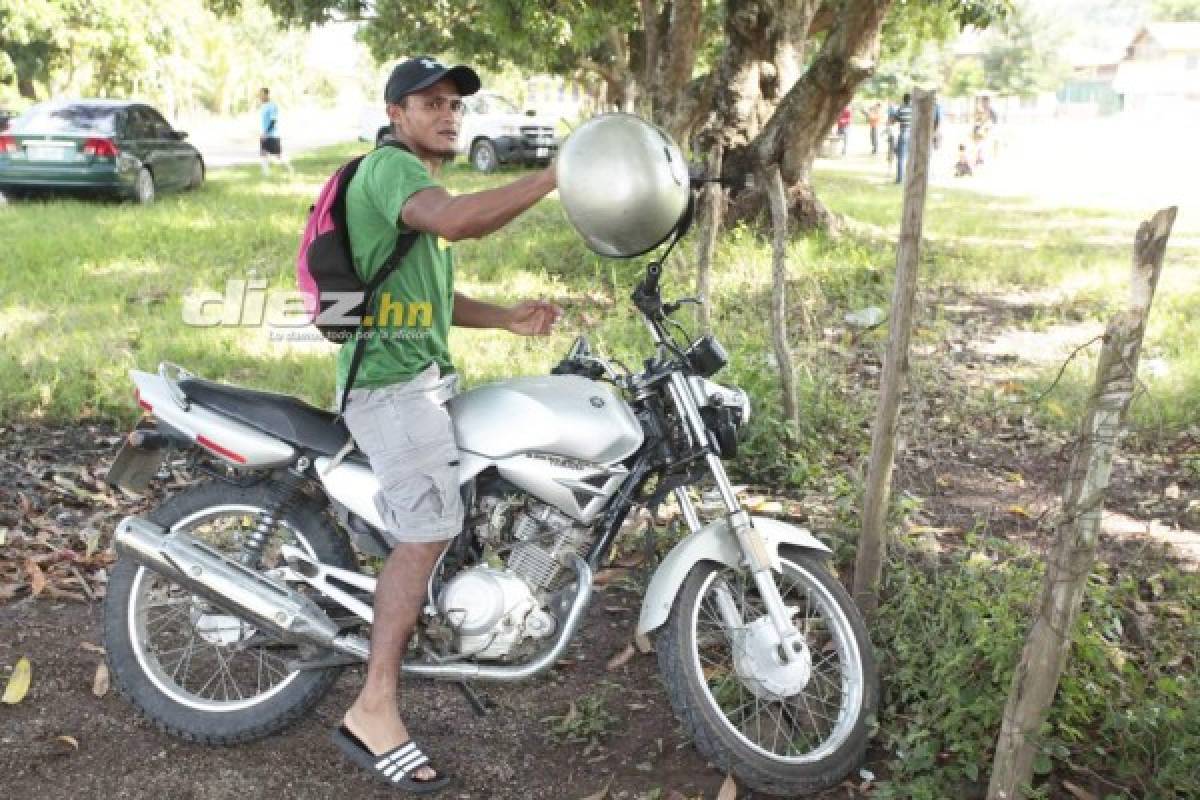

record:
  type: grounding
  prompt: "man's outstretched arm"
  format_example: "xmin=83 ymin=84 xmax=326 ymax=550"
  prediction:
xmin=402 ymin=167 xmax=556 ymax=243
xmin=452 ymin=292 xmax=560 ymax=335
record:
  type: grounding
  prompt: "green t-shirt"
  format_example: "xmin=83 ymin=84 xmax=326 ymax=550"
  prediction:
xmin=335 ymin=147 xmax=455 ymax=390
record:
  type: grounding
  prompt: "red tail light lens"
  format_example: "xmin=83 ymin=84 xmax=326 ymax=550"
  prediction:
xmin=0 ymin=135 xmax=16 ymax=155
xmin=83 ymin=138 xmax=119 ymax=158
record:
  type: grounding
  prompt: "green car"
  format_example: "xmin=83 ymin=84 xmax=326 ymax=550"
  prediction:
xmin=0 ymin=100 xmax=204 ymax=203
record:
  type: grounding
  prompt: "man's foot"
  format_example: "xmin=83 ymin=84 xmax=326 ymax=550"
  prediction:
xmin=331 ymin=725 xmax=449 ymax=794
xmin=342 ymin=708 xmax=439 ymax=784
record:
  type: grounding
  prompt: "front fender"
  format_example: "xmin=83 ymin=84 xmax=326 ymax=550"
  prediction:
xmin=636 ymin=516 xmax=831 ymax=636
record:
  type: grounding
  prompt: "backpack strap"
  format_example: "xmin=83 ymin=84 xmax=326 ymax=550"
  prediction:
xmin=338 ymin=139 xmax=421 ymax=415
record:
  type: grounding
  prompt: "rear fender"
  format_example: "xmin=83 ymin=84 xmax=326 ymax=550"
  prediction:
xmin=636 ymin=516 xmax=831 ymax=636
xmin=130 ymin=370 xmax=295 ymax=467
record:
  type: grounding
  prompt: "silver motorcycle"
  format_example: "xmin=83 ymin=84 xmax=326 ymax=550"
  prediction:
xmin=103 ymin=259 xmax=878 ymax=796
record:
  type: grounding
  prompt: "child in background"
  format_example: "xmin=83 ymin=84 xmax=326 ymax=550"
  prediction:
xmin=955 ymin=144 xmax=973 ymax=177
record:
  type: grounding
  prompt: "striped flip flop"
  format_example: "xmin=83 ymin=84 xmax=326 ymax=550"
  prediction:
xmin=331 ymin=725 xmax=450 ymax=794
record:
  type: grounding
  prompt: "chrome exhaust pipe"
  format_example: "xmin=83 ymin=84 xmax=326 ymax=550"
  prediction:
xmin=399 ymin=554 xmax=594 ymax=683
xmin=114 ymin=515 xmax=342 ymax=648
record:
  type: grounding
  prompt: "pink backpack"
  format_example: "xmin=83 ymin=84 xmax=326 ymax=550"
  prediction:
xmin=296 ymin=141 xmax=418 ymax=410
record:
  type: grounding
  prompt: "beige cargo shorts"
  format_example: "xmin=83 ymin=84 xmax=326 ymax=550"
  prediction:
xmin=342 ymin=363 xmax=464 ymax=544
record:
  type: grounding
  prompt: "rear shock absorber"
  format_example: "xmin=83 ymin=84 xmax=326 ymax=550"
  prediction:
xmin=239 ymin=459 xmax=310 ymax=568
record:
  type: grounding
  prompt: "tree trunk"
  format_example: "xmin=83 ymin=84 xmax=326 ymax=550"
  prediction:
xmin=710 ymin=0 xmax=822 ymax=152
xmin=762 ymin=163 xmax=799 ymax=427
xmin=986 ymin=207 xmax=1177 ymax=800
xmin=852 ymin=89 xmax=935 ymax=615
xmin=724 ymin=0 xmax=895 ymax=231
xmin=692 ymin=0 xmax=824 ymax=236
xmin=640 ymin=0 xmax=660 ymax=98
xmin=648 ymin=0 xmax=705 ymax=142
xmin=17 ymin=71 xmax=37 ymax=100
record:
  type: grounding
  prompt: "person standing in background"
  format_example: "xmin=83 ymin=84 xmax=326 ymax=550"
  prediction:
xmin=889 ymin=92 xmax=913 ymax=184
xmin=932 ymin=100 xmax=943 ymax=150
xmin=258 ymin=87 xmax=291 ymax=175
xmin=867 ymin=102 xmax=882 ymax=156
xmin=836 ymin=105 xmax=852 ymax=155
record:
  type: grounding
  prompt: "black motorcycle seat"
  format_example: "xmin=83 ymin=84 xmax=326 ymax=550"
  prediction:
xmin=178 ymin=378 xmax=352 ymax=457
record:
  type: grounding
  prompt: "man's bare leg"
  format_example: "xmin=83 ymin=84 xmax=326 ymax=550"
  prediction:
xmin=343 ymin=538 xmax=447 ymax=781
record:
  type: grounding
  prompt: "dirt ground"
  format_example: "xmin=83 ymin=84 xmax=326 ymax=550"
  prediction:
xmin=0 ymin=577 xmax=745 ymax=800
xmin=2 ymin=280 xmax=1196 ymax=799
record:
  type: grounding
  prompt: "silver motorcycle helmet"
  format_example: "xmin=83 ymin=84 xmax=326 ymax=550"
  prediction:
xmin=556 ymin=113 xmax=690 ymax=258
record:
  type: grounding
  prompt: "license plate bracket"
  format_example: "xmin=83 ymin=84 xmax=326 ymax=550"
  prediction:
xmin=106 ymin=440 xmax=163 ymax=494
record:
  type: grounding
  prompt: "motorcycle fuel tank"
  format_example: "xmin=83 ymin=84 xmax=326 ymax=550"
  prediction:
xmin=448 ymin=375 xmax=643 ymax=465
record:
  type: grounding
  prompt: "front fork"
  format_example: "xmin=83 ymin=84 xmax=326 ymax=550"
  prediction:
xmin=666 ymin=374 xmax=806 ymax=663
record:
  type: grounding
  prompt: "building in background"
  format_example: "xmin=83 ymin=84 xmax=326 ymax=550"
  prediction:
xmin=1112 ymin=23 xmax=1200 ymax=113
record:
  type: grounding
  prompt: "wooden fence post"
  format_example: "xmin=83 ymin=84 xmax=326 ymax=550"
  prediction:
xmin=852 ymin=88 xmax=935 ymax=614
xmin=986 ymin=206 xmax=1177 ymax=800
xmin=761 ymin=163 xmax=799 ymax=427
xmin=695 ymin=142 xmax=724 ymax=333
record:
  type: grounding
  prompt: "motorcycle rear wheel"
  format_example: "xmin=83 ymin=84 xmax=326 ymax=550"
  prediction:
xmin=102 ymin=480 xmax=357 ymax=744
xmin=657 ymin=547 xmax=878 ymax=796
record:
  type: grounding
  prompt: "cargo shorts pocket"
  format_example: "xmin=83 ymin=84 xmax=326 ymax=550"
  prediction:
xmin=387 ymin=391 xmax=456 ymax=450
xmin=376 ymin=455 xmax=465 ymax=544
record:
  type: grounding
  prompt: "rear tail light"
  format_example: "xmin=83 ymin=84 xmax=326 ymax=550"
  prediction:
xmin=83 ymin=138 xmax=119 ymax=158
xmin=0 ymin=135 xmax=16 ymax=155
xmin=135 ymin=389 xmax=153 ymax=412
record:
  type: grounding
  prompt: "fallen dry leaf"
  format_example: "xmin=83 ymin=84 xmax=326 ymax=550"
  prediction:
xmin=577 ymin=777 xmax=612 ymax=800
xmin=92 ymin=662 xmax=110 ymax=698
xmin=605 ymin=644 xmax=636 ymax=671
xmin=24 ymin=559 xmax=46 ymax=597
xmin=716 ymin=773 xmax=737 ymax=800
xmin=56 ymin=735 xmax=79 ymax=750
xmin=2 ymin=657 xmax=32 ymax=704
xmin=79 ymin=642 xmax=106 ymax=654
xmin=1062 ymin=780 xmax=1097 ymax=800
xmin=593 ymin=567 xmax=631 ymax=587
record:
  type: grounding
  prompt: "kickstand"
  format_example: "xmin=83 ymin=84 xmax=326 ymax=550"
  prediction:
xmin=456 ymin=681 xmax=490 ymax=717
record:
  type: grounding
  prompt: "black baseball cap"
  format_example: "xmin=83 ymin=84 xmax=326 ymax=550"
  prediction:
xmin=385 ymin=56 xmax=481 ymax=104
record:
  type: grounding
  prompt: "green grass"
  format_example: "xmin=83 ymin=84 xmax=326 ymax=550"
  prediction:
xmin=872 ymin=536 xmax=1200 ymax=799
xmin=4 ymin=145 xmax=1194 ymax=445
xmin=814 ymin=167 xmax=1200 ymax=442
xmin=0 ymin=144 xmax=890 ymax=485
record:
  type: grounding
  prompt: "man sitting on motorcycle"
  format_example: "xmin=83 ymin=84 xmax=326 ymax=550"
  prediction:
xmin=331 ymin=56 xmax=561 ymax=791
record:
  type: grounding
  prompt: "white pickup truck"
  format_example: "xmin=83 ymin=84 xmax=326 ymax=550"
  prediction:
xmin=359 ymin=90 xmax=558 ymax=173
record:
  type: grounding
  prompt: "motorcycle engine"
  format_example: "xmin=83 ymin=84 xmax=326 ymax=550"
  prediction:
xmin=434 ymin=494 xmax=593 ymax=660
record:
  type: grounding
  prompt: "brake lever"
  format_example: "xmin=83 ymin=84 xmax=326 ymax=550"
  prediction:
xmin=662 ymin=296 xmax=703 ymax=316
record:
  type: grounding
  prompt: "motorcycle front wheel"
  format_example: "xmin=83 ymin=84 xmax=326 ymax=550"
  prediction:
xmin=657 ymin=547 xmax=878 ymax=796
xmin=102 ymin=480 xmax=357 ymax=744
